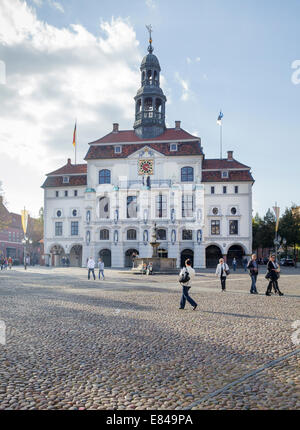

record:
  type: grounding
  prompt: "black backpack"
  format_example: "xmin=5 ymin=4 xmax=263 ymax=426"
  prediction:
xmin=179 ymin=268 xmax=190 ymax=284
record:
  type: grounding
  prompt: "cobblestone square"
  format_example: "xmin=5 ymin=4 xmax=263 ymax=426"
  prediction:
xmin=0 ymin=267 xmax=299 ymax=410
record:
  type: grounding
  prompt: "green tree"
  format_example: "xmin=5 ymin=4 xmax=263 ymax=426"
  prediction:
xmin=279 ymin=205 xmax=300 ymax=259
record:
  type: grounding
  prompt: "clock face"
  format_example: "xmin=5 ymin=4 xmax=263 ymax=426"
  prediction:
xmin=138 ymin=159 xmax=154 ymax=175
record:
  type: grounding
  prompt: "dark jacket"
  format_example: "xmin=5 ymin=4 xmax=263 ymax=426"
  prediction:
xmin=247 ymin=260 xmax=258 ymax=275
xmin=267 ymin=260 xmax=279 ymax=281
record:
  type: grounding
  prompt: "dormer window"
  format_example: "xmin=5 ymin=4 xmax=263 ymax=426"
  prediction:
xmin=170 ymin=143 xmax=178 ymax=152
xmin=114 ymin=146 xmax=122 ymax=154
xmin=221 ymin=171 xmax=229 ymax=179
xmin=63 ymin=176 xmax=69 ymax=183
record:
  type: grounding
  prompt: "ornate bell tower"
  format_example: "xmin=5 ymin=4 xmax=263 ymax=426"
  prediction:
xmin=133 ymin=25 xmax=167 ymax=139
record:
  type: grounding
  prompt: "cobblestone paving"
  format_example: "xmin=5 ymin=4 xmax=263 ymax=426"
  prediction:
xmin=0 ymin=267 xmax=299 ymax=410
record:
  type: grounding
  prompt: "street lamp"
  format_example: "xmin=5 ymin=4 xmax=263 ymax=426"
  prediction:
xmin=282 ymin=238 xmax=287 ymax=259
xmin=22 ymin=236 xmax=32 ymax=270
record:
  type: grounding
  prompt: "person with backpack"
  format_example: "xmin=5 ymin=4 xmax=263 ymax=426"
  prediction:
xmin=215 ymin=258 xmax=230 ymax=292
xmin=179 ymin=259 xmax=197 ymax=310
xmin=247 ymin=254 xmax=259 ymax=294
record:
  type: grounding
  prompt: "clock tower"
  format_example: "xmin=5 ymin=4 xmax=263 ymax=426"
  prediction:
xmin=133 ymin=27 xmax=167 ymax=139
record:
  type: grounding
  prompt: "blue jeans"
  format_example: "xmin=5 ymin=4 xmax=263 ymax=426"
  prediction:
xmin=180 ymin=286 xmax=197 ymax=309
xmin=250 ymin=274 xmax=258 ymax=293
xmin=98 ymin=269 xmax=104 ymax=279
xmin=88 ymin=268 xmax=95 ymax=280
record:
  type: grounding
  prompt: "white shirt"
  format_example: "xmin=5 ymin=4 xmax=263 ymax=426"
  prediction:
xmin=216 ymin=263 xmax=229 ymax=277
xmin=179 ymin=266 xmax=195 ymax=287
xmin=87 ymin=258 xmax=95 ymax=269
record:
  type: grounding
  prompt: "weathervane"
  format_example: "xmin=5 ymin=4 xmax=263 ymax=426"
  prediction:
xmin=146 ymin=24 xmax=153 ymax=53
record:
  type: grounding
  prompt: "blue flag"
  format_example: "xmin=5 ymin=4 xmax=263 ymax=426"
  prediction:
xmin=217 ymin=111 xmax=223 ymax=125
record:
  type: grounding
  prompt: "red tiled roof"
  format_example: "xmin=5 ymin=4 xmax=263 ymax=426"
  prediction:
xmin=42 ymin=175 xmax=87 ymax=188
xmin=46 ymin=160 xmax=87 ymax=176
xmin=85 ymin=141 xmax=202 ymax=160
xmin=202 ymin=170 xmax=254 ymax=182
xmin=202 ymin=159 xmax=250 ymax=169
xmin=89 ymin=128 xmax=199 ymax=145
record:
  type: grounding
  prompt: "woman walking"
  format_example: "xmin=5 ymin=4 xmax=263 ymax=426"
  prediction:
xmin=266 ymin=255 xmax=283 ymax=296
xmin=216 ymin=258 xmax=230 ymax=292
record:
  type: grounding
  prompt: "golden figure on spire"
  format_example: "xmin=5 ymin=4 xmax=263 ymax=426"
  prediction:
xmin=146 ymin=24 xmax=153 ymax=53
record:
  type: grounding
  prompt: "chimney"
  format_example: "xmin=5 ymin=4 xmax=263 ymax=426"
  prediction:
xmin=227 ymin=150 xmax=233 ymax=161
xmin=67 ymin=158 xmax=71 ymax=165
xmin=175 ymin=120 xmax=181 ymax=130
xmin=113 ymin=123 xmax=119 ymax=133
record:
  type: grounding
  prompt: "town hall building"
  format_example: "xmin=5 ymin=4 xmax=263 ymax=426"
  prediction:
xmin=42 ymin=35 xmax=254 ymax=269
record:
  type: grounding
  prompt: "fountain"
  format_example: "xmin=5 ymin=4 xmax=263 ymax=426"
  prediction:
xmin=132 ymin=223 xmax=178 ymax=274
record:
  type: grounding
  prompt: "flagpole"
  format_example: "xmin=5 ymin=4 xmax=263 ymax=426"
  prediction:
xmin=220 ymin=122 xmax=222 ymax=160
xmin=74 ymin=119 xmax=77 ymax=165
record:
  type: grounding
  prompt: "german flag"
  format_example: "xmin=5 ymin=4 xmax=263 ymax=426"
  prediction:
xmin=72 ymin=122 xmax=76 ymax=147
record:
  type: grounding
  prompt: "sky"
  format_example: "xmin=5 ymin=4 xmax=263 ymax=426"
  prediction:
xmin=0 ymin=0 xmax=299 ymax=218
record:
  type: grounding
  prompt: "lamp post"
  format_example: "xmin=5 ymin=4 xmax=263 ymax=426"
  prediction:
xmin=22 ymin=236 xmax=32 ymax=270
xmin=282 ymin=238 xmax=287 ymax=259
xmin=273 ymin=203 xmax=280 ymax=263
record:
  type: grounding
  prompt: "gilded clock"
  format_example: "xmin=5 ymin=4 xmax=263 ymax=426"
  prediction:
xmin=138 ymin=159 xmax=154 ymax=175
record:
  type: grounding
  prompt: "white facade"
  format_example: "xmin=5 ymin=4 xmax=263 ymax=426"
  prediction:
xmin=43 ymin=145 xmax=253 ymax=269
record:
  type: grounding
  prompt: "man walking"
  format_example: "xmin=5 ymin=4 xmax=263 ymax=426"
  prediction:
xmin=247 ymin=254 xmax=259 ymax=294
xmin=87 ymin=257 xmax=96 ymax=280
xmin=179 ymin=259 xmax=197 ymax=310
xmin=232 ymin=257 xmax=237 ymax=272
xmin=98 ymin=258 xmax=105 ymax=280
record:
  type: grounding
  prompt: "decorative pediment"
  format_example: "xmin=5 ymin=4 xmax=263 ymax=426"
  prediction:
xmin=127 ymin=145 xmax=165 ymax=160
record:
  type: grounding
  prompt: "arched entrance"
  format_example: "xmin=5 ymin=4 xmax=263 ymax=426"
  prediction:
xmin=180 ymin=249 xmax=194 ymax=267
xmin=205 ymin=245 xmax=222 ymax=268
xmin=158 ymin=248 xmax=168 ymax=258
xmin=227 ymin=245 xmax=245 ymax=267
xmin=49 ymin=245 xmax=65 ymax=267
xmin=125 ymin=249 xmax=139 ymax=268
xmin=69 ymin=245 xmax=82 ymax=267
xmin=99 ymin=249 xmax=111 ymax=267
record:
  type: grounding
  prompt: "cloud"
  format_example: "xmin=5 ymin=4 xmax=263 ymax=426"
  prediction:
xmin=48 ymin=0 xmax=64 ymax=13
xmin=0 ymin=0 xmax=142 ymax=215
xmin=175 ymin=72 xmax=191 ymax=101
xmin=145 ymin=0 xmax=156 ymax=9
xmin=186 ymin=56 xmax=200 ymax=65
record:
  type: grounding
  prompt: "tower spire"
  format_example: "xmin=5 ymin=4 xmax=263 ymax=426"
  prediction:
xmin=146 ymin=24 xmax=153 ymax=54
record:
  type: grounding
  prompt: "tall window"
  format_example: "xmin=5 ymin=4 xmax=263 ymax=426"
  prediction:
xmin=99 ymin=196 xmax=110 ymax=219
xmin=127 ymin=229 xmax=137 ymax=240
xmin=235 ymin=186 xmax=239 ymax=194
xmin=211 ymin=186 xmax=215 ymax=194
xmin=181 ymin=166 xmax=194 ymax=182
xmin=182 ymin=195 xmax=194 ymax=217
xmin=223 ymin=186 xmax=227 ymax=194
xmin=55 ymin=191 xmax=59 ymax=197
xmin=99 ymin=169 xmax=111 ymax=184
xmin=127 ymin=196 xmax=137 ymax=218
xmin=100 ymin=229 xmax=109 ymax=240
xmin=211 ymin=220 xmax=220 ymax=235
xmin=182 ymin=230 xmax=193 ymax=240
xmin=71 ymin=221 xmax=79 ymax=236
xmin=229 ymin=220 xmax=238 ymax=235
xmin=55 ymin=222 xmax=63 ymax=236
xmin=74 ymin=190 xmax=78 ymax=197
xmin=65 ymin=190 xmax=68 ymax=197
xmin=156 ymin=194 xmax=167 ymax=218
xmin=157 ymin=229 xmax=167 ymax=240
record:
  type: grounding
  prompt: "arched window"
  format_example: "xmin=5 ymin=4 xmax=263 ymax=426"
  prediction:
xmin=144 ymin=97 xmax=153 ymax=111
xmin=154 ymin=71 xmax=158 ymax=83
xmin=147 ymin=69 xmax=152 ymax=83
xmin=99 ymin=169 xmax=111 ymax=184
xmin=99 ymin=196 xmax=110 ymax=219
xmin=181 ymin=166 xmax=194 ymax=182
xmin=100 ymin=229 xmax=109 ymax=240
xmin=127 ymin=229 xmax=137 ymax=240
xmin=136 ymin=99 xmax=142 ymax=113
xmin=155 ymin=98 xmax=162 ymax=112
xmin=142 ymin=71 xmax=145 ymax=82
xmin=157 ymin=229 xmax=167 ymax=240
